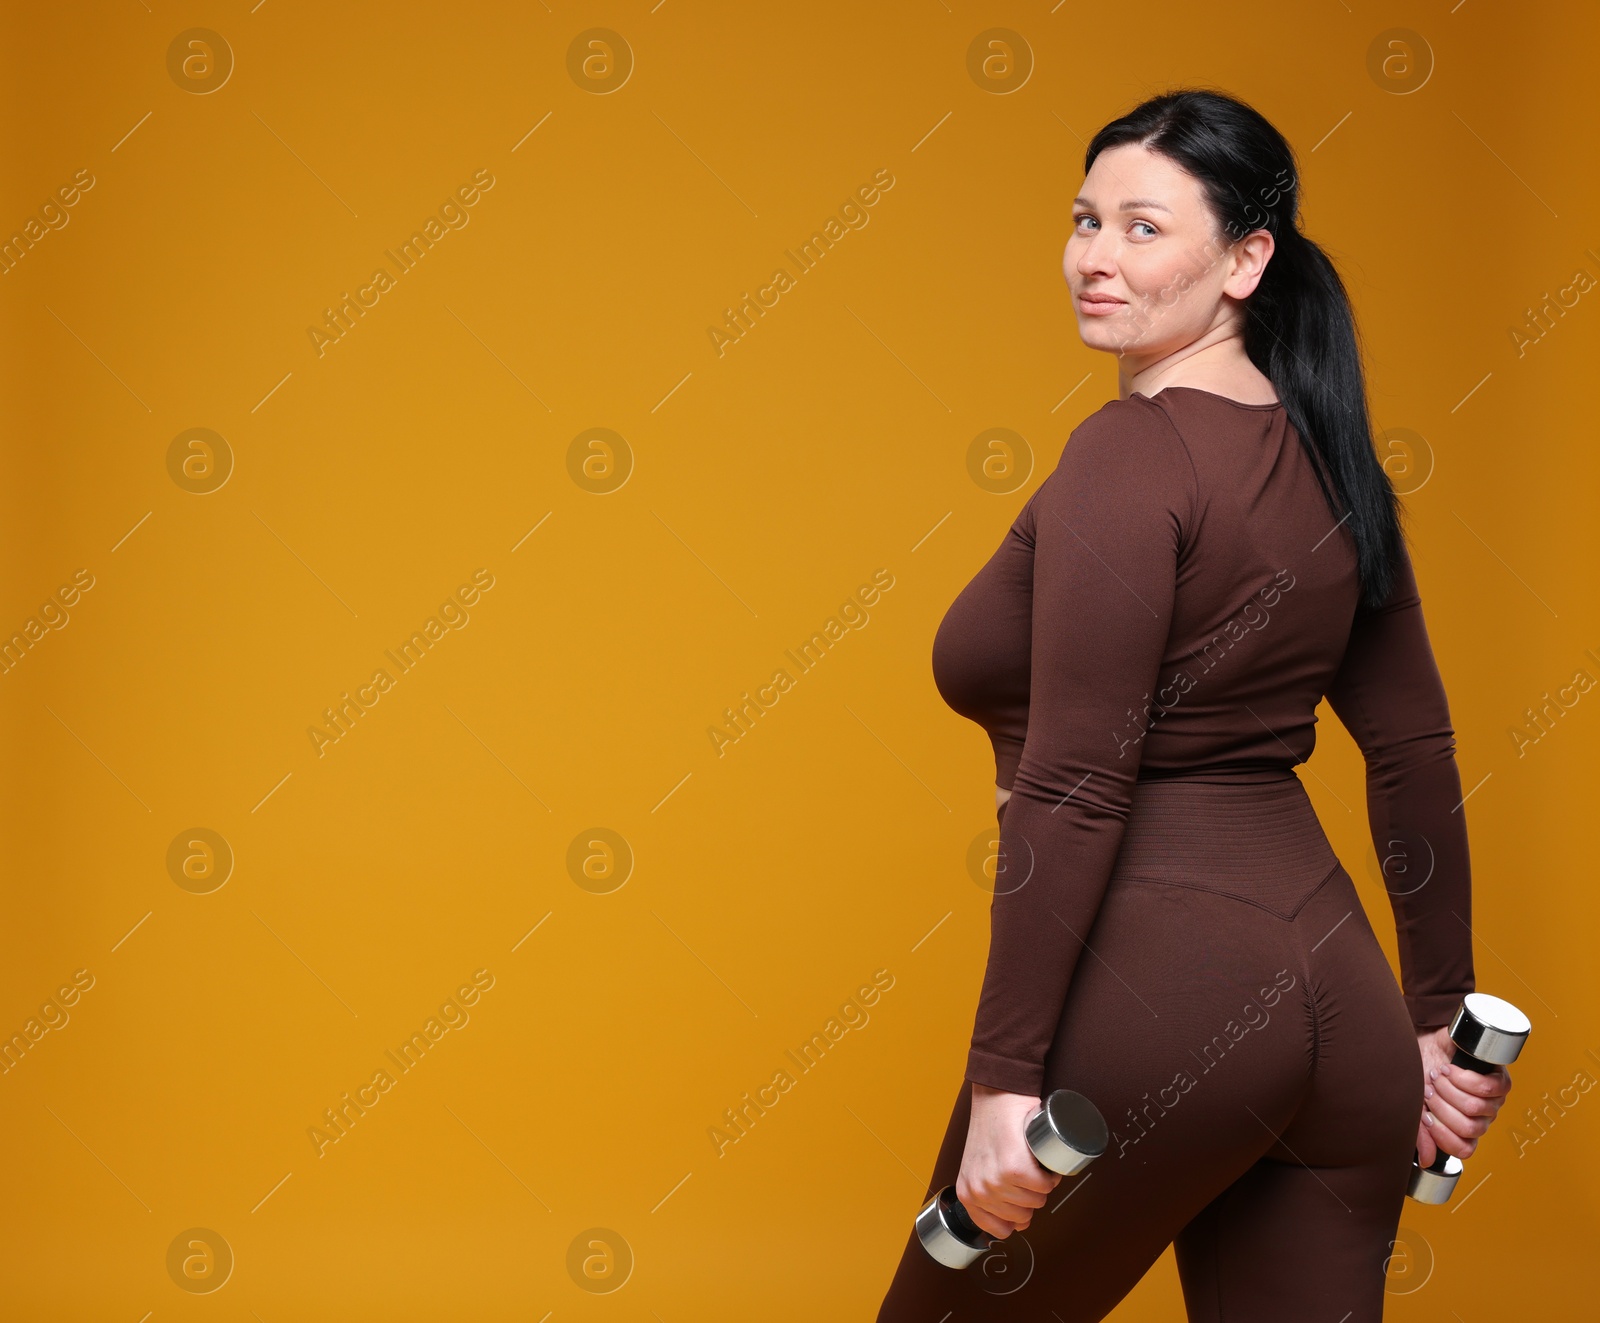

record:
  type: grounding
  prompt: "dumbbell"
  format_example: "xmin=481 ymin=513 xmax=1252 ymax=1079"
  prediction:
xmin=915 ymin=1089 xmax=1109 ymax=1268
xmin=1407 ymin=992 xmax=1531 ymax=1204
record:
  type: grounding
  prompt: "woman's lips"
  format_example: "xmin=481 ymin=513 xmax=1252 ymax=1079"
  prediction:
xmin=1078 ymin=294 xmax=1125 ymax=316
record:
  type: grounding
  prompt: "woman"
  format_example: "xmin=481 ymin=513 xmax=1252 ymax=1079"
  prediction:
xmin=876 ymin=89 xmax=1514 ymax=1322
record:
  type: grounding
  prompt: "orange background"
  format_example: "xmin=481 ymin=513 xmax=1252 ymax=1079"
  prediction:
xmin=2 ymin=2 xmax=1596 ymax=1318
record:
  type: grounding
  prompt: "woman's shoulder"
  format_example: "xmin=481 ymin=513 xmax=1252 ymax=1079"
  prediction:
xmin=1043 ymin=393 xmax=1197 ymax=508
xmin=1064 ymin=392 xmax=1190 ymax=458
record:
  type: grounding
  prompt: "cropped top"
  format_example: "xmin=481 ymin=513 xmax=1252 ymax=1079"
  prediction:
xmin=931 ymin=387 xmax=1476 ymax=1097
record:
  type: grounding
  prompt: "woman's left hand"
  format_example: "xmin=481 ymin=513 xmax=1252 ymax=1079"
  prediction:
xmin=1414 ymin=1024 xmax=1512 ymax=1167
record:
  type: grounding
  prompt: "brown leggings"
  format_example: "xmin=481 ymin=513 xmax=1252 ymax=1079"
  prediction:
xmin=875 ymin=774 xmax=1423 ymax=1322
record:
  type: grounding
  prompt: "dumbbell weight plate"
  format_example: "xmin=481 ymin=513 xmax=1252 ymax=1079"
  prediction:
xmin=1407 ymin=1152 xmax=1463 ymax=1204
xmin=1450 ymin=993 xmax=1531 ymax=1068
xmin=915 ymin=1185 xmax=992 ymax=1268
xmin=1026 ymin=1089 xmax=1110 ymax=1176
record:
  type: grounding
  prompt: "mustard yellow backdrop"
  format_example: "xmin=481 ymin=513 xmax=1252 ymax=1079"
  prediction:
xmin=3 ymin=2 xmax=1595 ymax=1318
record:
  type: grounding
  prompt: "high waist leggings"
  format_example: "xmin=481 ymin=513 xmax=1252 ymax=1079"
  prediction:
xmin=875 ymin=774 xmax=1423 ymax=1322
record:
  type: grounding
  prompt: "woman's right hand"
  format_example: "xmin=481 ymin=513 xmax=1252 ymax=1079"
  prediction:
xmin=955 ymin=1083 xmax=1062 ymax=1238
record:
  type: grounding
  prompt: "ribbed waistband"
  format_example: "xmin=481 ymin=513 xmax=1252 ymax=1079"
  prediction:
xmin=1112 ymin=773 xmax=1341 ymax=917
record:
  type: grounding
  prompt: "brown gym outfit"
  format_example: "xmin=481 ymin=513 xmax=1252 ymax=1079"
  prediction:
xmin=875 ymin=387 xmax=1475 ymax=1321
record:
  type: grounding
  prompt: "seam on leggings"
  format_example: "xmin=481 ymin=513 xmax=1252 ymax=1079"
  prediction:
xmin=1109 ymin=859 xmax=1343 ymax=922
xmin=1285 ymin=858 xmax=1345 ymax=919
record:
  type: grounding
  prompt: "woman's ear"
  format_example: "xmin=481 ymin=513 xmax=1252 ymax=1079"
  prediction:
xmin=1225 ymin=228 xmax=1276 ymax=301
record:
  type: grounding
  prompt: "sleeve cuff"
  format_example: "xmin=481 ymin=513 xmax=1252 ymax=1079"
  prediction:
xmin=964 ymin=1047 xmax=1044 ymax=1098
xmin=1406 ymin=990 xmax=1471 ymax=1033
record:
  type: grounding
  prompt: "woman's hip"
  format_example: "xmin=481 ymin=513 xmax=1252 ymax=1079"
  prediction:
xmin=1038 ymin=774 xmax=1414 ymax=1160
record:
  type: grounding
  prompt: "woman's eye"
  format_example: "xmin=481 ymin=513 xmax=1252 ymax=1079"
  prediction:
xmin=1074 ymin=214 xmax=1157 ymax=237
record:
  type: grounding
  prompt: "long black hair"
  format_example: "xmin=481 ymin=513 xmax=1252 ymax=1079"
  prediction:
xmin=1086 ymin=88 xmax=1403 ymax=611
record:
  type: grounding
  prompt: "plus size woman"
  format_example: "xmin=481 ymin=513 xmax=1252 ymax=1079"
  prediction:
xmin=875 ymin=90 xmax=1513 ymax=1321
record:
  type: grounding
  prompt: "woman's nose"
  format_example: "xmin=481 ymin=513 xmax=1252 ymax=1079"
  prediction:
xmin=1072 ymin=234 xmax=1113 ymax=279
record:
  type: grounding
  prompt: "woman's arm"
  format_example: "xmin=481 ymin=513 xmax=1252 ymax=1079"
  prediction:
xmin=964 ymin=397 xmax=1193 ymax=1097
xmin=1324 ymin=534 xmax=1512 ymax=1158
xmin=956 ymin=399 xmax=1194 ymax=1235
xmin=1324 ymin=535 xmax=1475 ymax=1029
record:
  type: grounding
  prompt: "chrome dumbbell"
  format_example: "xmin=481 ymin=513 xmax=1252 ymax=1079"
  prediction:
xmin=1407 ymin=993 xmax=1530 ymax=1204
xmin=915 ymin=1089 xmax=1109 ymax=1268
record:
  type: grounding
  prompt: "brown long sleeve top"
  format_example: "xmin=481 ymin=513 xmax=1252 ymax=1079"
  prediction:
xmin=931 ymin=387 xmax=1475 ymax=1098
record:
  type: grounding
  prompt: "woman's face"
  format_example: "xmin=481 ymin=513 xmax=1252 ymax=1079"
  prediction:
xmin=1063 ymin=142 xmax=1272 ymax=366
